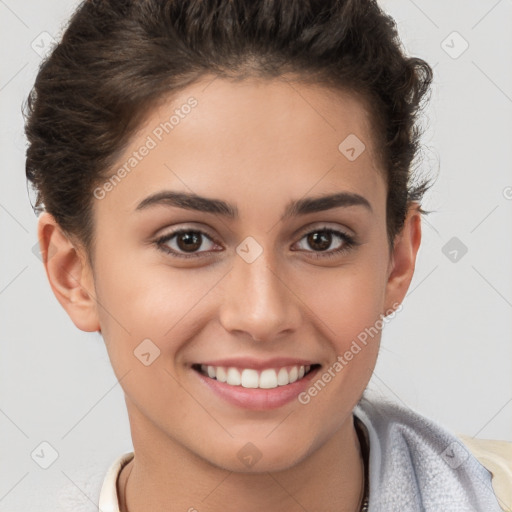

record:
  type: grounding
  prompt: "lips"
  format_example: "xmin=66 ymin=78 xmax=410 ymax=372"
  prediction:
xmin=191 ymin=360 xmax=322 ymax=410
xmin=192 ymin=364 xmax=321 ymax=411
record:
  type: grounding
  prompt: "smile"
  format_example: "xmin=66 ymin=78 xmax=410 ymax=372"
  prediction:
xmin=192 ymin=363 xmax=320 ymax=389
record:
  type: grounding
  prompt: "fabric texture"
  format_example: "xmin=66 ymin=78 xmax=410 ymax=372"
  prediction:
xmin=456 ymin=434 xmax=512 ymax=511
xmin=354 ymin=392 xmax=507 ymax=511
xmin=94 ymin=391 xmax=508 ymax=511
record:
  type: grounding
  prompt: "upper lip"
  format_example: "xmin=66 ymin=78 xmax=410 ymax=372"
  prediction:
xmin=193 ymin=357 xmax=319 ymax=370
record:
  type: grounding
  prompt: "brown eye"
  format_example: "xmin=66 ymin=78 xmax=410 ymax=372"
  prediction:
xmin=176 ymin=232 xmax=203 ymax=252
xmin=155 ymin=229 xmax=219 ymax=259
xmin=293 ymin=227 xmax=357 ymax=259
xmin=306 ymin=231 xmax=333 ymax=252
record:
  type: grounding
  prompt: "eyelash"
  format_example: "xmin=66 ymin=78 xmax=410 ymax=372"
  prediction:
xmin=154 ymin=226 xmax=357 ymax=260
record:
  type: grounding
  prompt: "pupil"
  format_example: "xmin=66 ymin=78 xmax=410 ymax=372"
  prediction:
xmin=308 ymin=231 xmax=331 ymax=251
xmin=178 ymin=232 xmax=201 ymax=252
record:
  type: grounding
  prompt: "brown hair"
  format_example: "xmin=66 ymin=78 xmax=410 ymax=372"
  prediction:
xmin=24 ymin=0 xmax=434 ymax=263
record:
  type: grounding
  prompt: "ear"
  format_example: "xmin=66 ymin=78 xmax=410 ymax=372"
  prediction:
xmin=383 ymin=203 xmax=422 ymax=313
xmin=37 ymin=212 xmax=100 ymax=332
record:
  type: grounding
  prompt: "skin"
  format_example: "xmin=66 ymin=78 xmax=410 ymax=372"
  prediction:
xmin=38 ymin=75 xmax=421 ymax=512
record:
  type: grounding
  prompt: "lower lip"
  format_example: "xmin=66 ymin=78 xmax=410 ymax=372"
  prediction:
xmin=193 ymin=366 xmax=321 ymax=410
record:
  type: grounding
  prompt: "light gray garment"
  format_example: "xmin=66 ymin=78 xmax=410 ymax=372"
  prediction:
xmin=354 ymin=391 xmax=502 ymax=511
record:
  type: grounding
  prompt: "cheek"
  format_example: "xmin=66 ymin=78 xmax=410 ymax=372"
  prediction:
xmin=303 ymin=262 xmax=387 ymax=341
xmin=94 ymin=251 xmax=221 ymax=363
xmin=294 ymin=258 xmax=388 ymax=410
xmin=93 ymin=257 xmax=207 ymax=425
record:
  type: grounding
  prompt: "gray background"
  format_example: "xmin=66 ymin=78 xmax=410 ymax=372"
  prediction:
xmin=1 ymin=0 xmax=511 ymax=510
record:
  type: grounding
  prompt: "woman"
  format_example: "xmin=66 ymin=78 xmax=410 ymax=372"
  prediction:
xmin=24 ymin=0 xmax=510 ymax=510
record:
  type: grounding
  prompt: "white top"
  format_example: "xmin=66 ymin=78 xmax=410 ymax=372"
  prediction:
xmin=98 ymin=451 xmax=134 ymax=512
xmin=97 ymin=392 xmax=504 ymax=511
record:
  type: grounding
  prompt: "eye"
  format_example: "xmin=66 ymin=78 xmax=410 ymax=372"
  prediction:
xmin=154 ymin=228 xmax=220 ymax=259
xmin=292 ymin=227 xmax=357 ymax=259
xmin=154 ymin=225 xmax=357 ymax=260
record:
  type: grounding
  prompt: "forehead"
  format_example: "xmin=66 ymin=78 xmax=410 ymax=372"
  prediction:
xmin=97 ymin=75 xmax=385 ymax=217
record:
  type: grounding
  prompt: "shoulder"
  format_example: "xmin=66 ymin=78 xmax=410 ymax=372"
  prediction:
xmin=354 ymin=391 xmax=507 ymax=511
xmin=457 ymin=434 xmax=512 ymax=512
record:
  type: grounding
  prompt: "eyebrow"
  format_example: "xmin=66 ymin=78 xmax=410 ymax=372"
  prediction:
xmin=135 ymin=190 xmax=373 ymax=220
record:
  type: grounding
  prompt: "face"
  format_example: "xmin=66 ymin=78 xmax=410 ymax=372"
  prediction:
xmin=41 ymin=75 xmax=420 ymax=473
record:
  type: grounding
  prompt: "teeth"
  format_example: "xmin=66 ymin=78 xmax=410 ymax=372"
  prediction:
xmin=241 ymin=369 xmax=259 ymax=388
xmin=226 ymin=367 xmax=241 ymax=386
xmin=277 ymin=367 xmax=289 ymax=386
xmin=198 ymin=364 xmax=313 ymax=389
xmin=216 ymin=366 xmax=227 ymax=383
xmin=259 ymin=368 xmax=278 ymax=388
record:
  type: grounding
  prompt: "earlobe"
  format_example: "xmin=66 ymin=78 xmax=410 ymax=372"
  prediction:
xmin=383 ymin=204 xmax=422 ymax=313
xmin=37 ymin=212 xmax=100 ymax=332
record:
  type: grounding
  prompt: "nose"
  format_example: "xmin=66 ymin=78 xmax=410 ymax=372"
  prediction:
xmin=218 ymin=248 xmax=301 ymax=343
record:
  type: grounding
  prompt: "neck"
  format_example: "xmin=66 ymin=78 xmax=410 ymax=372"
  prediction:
xmin=119 ymin=405 xmax=365 ymax=512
